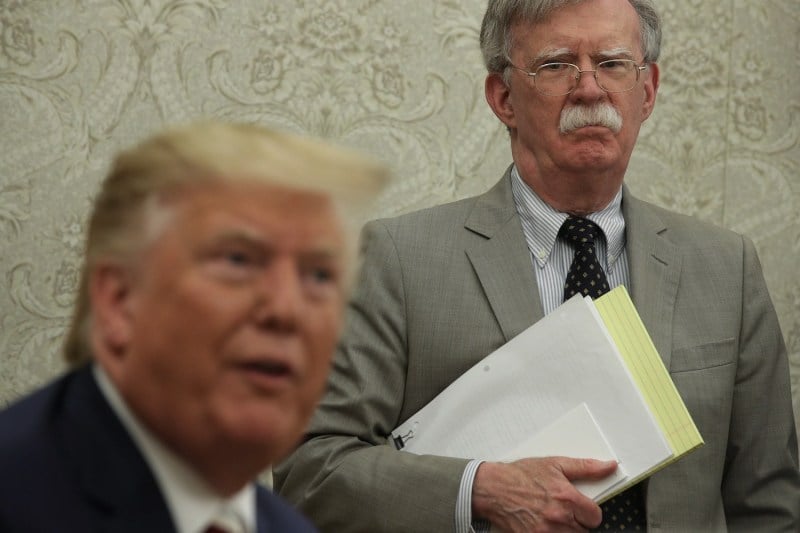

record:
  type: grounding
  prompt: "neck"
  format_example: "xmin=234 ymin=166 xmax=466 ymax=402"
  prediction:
xmin=512 ymin=148 xmax=623 ymax=216
xmin=177 ymin=442 xmax=267 ymax=497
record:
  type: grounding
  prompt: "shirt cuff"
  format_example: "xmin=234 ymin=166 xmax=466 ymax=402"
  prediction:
xmin=455 ymin=459 xmax=490 ymax=533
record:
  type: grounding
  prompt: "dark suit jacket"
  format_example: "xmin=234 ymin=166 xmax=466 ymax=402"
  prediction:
xmin=0 ymin=364 xmax=317 ymax=533
xmin=275 ymin=170 xmax=800 ymax=532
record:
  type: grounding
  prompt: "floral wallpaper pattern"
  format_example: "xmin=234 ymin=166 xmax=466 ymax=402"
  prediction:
xmin=1 ymin=1 xmax=798 ymax=442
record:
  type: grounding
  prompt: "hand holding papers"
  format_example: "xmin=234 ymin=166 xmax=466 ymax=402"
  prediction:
xmin=391 ymin=286 xmax=703 ymax=502
xmin=500 ymin=402 xmax=628 ymax=499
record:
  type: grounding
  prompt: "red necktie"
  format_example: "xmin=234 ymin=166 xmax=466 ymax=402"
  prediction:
xmin=204 ymin=526 xmax=231 ymax=533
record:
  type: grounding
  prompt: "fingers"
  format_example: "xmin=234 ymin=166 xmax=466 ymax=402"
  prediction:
xmin=473 ymin=458 xmax=611 ymax=531
xmin=570 ymin=495 xmax=603 ymax=529
xmin=553 ymin=457 xmax=616 ymax=528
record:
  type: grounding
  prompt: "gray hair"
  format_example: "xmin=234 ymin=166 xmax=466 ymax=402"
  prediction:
xmin=480 ymin=0 xmax=661 ymax=81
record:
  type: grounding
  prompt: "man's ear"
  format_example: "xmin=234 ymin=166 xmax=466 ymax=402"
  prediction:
xmin=89 ymin=262 xmax=135 ymax=361
xmin=641 ymin=62 xmax=660 ymax=121
xmin=485 ymin=73 xmax=516 ymax=130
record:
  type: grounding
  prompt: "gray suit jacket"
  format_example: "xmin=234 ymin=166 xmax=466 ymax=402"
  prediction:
xmin=275 ymin=169 xmax=799 ymax=532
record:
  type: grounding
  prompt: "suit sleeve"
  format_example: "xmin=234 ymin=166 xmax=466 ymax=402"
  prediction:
xmin=721 ymin=235 xmax=800 ymax=530
xmin=273 ymin=220 xmax=470 ymax=532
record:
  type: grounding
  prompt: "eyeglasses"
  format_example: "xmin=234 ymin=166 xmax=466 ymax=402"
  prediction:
xmin=509 ymin=59 xmax=647 ymax=96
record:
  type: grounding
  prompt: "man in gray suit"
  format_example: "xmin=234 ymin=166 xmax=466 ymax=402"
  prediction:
xmin=275 ymin=0 xmax=800 ymax=531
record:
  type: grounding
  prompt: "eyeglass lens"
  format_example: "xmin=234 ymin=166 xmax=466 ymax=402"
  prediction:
xmin=535 ymin=60 xmax=640 ymax=96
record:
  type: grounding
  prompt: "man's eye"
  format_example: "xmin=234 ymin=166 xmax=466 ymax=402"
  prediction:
xmin=540 ymin=62 xmax=569 ymax=72
xmin=307 ymin=267 xmax=334 ymax=284
xmin=225 ymin=250 xmax=253 ymax=266
xmin=600 ymin=60 xmax=628 ymax=70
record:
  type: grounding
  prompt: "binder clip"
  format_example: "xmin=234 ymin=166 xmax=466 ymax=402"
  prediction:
xmin=392 ymin=428 xmax=415 ymax=450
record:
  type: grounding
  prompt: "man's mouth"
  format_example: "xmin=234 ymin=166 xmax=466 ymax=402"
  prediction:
xmin=240 ymin=360 xmax=291 ymax=378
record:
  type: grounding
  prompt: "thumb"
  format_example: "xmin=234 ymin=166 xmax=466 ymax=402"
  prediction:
xmin=559 ymin=457 xmax=618 ymax=481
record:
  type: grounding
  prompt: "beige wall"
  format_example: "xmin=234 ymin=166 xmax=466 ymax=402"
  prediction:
xmin=1 ymin=1 xmax=798 ymax=441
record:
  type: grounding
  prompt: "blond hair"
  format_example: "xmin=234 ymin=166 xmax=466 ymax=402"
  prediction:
xmin=64 ymin=121 xmax=388 ymax=365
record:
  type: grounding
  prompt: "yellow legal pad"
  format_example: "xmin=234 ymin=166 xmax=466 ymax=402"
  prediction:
xmin=594 ymin=286 xmax=704 ymax=489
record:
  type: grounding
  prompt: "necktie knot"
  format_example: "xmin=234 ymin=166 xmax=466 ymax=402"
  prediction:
xmin=204 ymin=507 xmax=244 ymax=533
xmin=559 ymin=215 xmax=603 ymax=246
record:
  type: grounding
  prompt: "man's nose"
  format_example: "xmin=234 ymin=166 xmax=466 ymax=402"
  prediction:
xmin=571 ymin=66 xmax=606 ymax=99
xmin=253 ymin=260 xmax=302 ymax=332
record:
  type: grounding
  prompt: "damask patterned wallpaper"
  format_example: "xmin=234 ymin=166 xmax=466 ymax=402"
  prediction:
xmin=1 ymin=1 xmax=798 ymax=441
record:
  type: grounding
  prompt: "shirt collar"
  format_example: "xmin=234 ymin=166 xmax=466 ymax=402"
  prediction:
xmin=93 ymin=365 xmax=256 ymax=533
xmin=510 ymin=165 xmax=626 ymax=268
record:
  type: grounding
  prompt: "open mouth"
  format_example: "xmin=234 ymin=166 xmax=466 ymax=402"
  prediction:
xmin=241 ymin=360 xmax=291 ymax=377
xmin=236 ymin=360 xmax=296 ymax=390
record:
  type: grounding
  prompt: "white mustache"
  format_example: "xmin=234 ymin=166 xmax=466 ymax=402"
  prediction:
xmin=559 ymin=103 xmax=622 ymax=134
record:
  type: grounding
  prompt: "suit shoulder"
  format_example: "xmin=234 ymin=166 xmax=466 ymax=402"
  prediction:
xmin=0 ymin=374 xmax=69 ymax=456
xmin=370 ymin=194 xmax=482 ymax=232
xmin=0 ymin=373 xmax=76 ymax=529
xmin=632 ymin=196 xmax=746 ymax=248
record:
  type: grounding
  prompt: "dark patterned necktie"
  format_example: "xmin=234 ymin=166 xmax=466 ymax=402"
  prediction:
xmin=559 ymin=215 xmax=647 ymax=531
xmin=559 ymin=215 xmax=610 ymax=300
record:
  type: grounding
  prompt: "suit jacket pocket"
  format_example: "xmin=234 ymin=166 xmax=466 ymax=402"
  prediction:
xmin=669 ymin=337 xmax=736 ymax=373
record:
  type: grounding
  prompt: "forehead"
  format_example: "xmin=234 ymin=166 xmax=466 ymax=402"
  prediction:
xmin=157 ymin=180 xmax=345 ymax=249
xmin=512 ymin=0 xmax=642 ymax=57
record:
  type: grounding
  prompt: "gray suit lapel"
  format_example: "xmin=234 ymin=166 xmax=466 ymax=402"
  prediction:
xmin=622 ymin=187 xmax=681 ymax=371
xmin=464 ymin=169 xmax=544 ymax=342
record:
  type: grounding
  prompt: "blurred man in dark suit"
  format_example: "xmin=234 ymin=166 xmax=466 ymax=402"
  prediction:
xmin=0 ymin=121 xmax=386 ymax=533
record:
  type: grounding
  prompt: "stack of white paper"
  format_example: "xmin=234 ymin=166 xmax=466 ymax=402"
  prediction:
xmin=390 ymin=290 xmax=698 ymax=502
